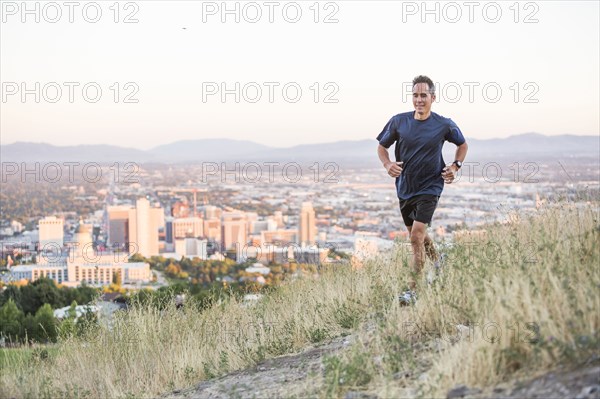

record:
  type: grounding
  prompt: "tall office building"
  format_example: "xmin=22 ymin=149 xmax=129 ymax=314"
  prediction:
xmin=38 ymin=216 xmax=64 ymax=250
xmin=108 ymin=199 xmax=162 ymax=257
xmin=222 ymin=212 xmax=247 ymax=251
xmin=165 ymin=216 xmax=174 ymax=244
xmin=133 ymin=198 xmax=150 ymax=257
xmin=128 ymin=198 xmax=162 ymax=258
xmin=299 ymin=202 xmax=316 ymax=246
xmin=107 ymin=205 xmax=131 ymax=249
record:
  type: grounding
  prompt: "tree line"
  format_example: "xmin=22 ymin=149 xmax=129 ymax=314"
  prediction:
xmin=0 ymin=278 xmax=99 ymax=344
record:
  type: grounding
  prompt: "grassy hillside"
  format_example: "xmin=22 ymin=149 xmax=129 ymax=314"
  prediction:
xmin=1 ymin=201 xmax=598 ymax=398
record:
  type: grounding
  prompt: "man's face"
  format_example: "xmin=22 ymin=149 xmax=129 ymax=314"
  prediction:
xmin=412 ymin=82 xmax=435 ymax=116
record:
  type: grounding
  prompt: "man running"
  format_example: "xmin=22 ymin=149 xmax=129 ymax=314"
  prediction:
xmin=376 ymin=75 xmax=468 ymax=304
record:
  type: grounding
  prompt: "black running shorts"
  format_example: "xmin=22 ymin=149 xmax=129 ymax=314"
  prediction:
xmin=399 ymin=194 xmax=440 ymax=227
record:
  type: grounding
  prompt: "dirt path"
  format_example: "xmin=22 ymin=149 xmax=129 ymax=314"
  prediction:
xmin=160 ymin=336 xmax=599 ymax=399
xmin=159 ymin=334 xmax=351 ymax=399
xmin=471 ymin=361 xmax=600 ymax=399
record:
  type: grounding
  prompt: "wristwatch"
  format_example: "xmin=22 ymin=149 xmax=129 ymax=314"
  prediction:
xmin=452 ymin=160 xmax=463 ymax=169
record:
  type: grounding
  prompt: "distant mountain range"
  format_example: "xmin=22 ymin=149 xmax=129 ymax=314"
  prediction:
xmin=1 ymin=133 xmax=598 ymax=165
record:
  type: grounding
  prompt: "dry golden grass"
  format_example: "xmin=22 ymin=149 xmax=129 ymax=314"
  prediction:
xmin=1 ymin=199 xmax=598 ymax=398
xmin=329 ymin=200 xmax=600 ymax=398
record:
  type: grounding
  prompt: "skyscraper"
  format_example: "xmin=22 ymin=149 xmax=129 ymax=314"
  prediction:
xmin=107 ymin=205 xmax=131 ymax=249
xmin=128 ymin=198 xmax=162 ymax=258
xmin=222 ymin=212 xmax=247 ymax=251
xmin=38 ymin=216 xmax=64 ymax=250
xmin=108 ymin=199 xmax=162 ymax=257
xmin=165 ymin=216 xmax=174 ymax=244
xmin=133 ymin=197 xmax=150 ymax=256
xmin=299 ymin=202 xmax=316 ymax=246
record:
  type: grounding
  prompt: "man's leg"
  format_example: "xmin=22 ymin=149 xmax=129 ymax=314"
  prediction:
xmin=408 ymin=221 xmax=427 ymax=289
xmin=424 ymin=234 xmax=438 ymax=262
xmin=407 ymin=224 xmax=438 ymax=262
xmin=402 ymin=195 xmax=440 ymax=293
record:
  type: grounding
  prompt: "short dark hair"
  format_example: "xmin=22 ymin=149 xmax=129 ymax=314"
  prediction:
xmin=412 ymin=75 xmax=435 ymax=95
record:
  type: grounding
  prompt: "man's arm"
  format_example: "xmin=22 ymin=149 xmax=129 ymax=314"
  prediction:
xmin=377 ymin=144 xmax=403 ymax=178
xmin=442 ymin=141 xmax=468 ymax=183
xmin=453 ymin=141 xmax=468 ymax=165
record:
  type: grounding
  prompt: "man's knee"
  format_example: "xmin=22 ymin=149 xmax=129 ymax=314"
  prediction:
xmin=410 ymin=229 xmax=425 ymax=245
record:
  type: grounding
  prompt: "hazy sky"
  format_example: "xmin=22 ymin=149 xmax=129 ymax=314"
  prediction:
xmin=1 ymin=0 xmax=599 ymax=149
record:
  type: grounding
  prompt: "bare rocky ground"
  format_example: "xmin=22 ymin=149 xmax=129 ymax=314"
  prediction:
xmin=159 ymin=334 xmax=351 ymax=399
xmin=469 ymin=361 xmax=600 ymax=399
xmin=159 ymin=331 xmax=599 ymax=399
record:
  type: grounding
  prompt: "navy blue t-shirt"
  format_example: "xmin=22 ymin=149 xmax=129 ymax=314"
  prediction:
xmin=376 ymin=111 xmax=465 ymax=200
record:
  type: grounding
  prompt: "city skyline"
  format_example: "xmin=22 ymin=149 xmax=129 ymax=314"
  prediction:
xmin=1 ymin=194 xmax=326 ymax=286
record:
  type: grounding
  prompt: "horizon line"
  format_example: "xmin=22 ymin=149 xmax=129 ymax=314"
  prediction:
xmin=1 ymin=132 xmax=599 ymax=151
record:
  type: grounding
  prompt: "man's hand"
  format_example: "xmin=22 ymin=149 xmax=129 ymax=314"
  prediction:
xmin=384 ymin=161 xmax=403 ymax=178
xmin=442 ymin=164 xmax=458 ymax=184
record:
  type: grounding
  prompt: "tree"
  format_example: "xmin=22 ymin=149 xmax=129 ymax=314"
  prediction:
xmin=0 ymin=299 xmax=24 ymax=343
xmin=165 ymin=262 xmax=181 ymax=278
xmin=129 ymin=253 xmax=146 ymax=263
xmin=34 ymin=303 xmax=58 ymax=343
xmin=13 ymin=277 xmax=64 ymax=316
xmin=0 ymin=284 xmax=22 ymax=309
xmin=58 ymin=301 xmax=78 ymax=340
xmin=179 ymin=271 xmax=189 ymax=279
xmin=34 ymin=278 xmax=62 ymax=308
xmin=22 ymin=314 xmax=37 ymax=343
xmin=66 ymin=284 xmax=99 ymax=305
xmin=19 ymin=283 xmax=42 ymax=316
